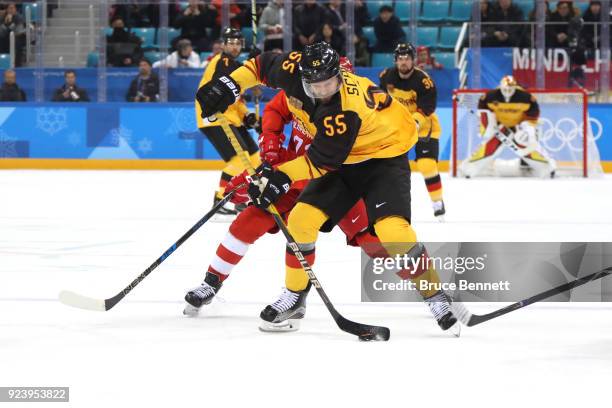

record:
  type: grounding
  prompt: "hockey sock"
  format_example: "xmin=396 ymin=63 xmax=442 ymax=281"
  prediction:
xmin=373 ymin=216 xmax=441 ymax=298
xmin=207 ymin=231 xmax=250 ymax=282
xmin=285 ymin=203 xmax=329 ymax=291
xmin=417 ymin=158 xmax=443 ymax=202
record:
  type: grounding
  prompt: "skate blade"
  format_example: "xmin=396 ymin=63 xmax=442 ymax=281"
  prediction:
xmin=435 ymin=214 xmax=446 ymax=223
xmin=446 ymin=321 xmax=461 ymax=337
xmin=183 ymin=303 xmax=201 ymax=317
xmin=259 ymin=319 xmax=301 ymax=333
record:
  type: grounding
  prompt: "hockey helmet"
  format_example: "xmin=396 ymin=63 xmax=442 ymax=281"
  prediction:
xmin=299 ymin=42 xmax=342 ymax=99
xmin=499 ymin=75 xmax=519 ymax=102
xmin=222 ymin=27 xmax=245 ymax=48
xmin=394 ymin=42 xmax=416 ymax=61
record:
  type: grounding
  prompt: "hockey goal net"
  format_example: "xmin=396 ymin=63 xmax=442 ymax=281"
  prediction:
xmin=451 ymin=89 xmax=602 ymax=177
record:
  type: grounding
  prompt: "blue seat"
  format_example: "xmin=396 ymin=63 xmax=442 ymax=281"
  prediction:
xmin=367 ymin=1 xmax=391 ymax=18
xmin=514 ymin=0 xmax=534 ymax=19
xmin=144 ymin=51 xmax=162 ymax=63
xmin=24 ymin=3 xmax=41 ymax=22
xmin=154 ymin=28 xmax=181 ymax=48
xmin=241 ymin=27 xmax=253 ymax=48
xmin=449 ymin=0 xmax=473 ymax=22
xmin=439 ymin=26 xmax=461 ymax=49
xmin=416 ymin=27 xmax=439 ymax=48
xmin=86 ymin=52 xmax=99 ymax=67
xmin=362 ymin=26 xmax=376 ymax=45
xmin=420 ymin=0 xmax=449 ymax=23
xmin=394 ymin=0 xmax=412 ymax=23
xmin=132 ymin=28 xmax=155 ymax=48
xmin=432 ymin=52 xmax=455 ymax=69
xmin=0 ymin=54 xmax=11 ymax=69
xmin=371 ymin=53 xmax=395 ymax=67
xmin=103 ymin=27 xmax=113 ymax=37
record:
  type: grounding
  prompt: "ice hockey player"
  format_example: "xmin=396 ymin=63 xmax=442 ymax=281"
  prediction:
xmin=196 ymin=42 xmax=461 ymax=335
xmin=461 ymin=76 xmax=557 ymax=178
xmin=379 ymin=43 xmax=446 ymax=220
xmin=184 ymin=58 xmax=384 ymax=329
xmin=195 ymin=27 xmax=261 ymax=219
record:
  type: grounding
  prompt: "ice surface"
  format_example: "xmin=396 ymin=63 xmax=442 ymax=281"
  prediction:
xmin=1 ymin=170 xmax=611 ymax=407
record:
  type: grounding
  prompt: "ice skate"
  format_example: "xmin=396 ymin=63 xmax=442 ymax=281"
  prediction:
xmin=424 ymin=290 xmax=461 ymax=337
xmin=259 ymin=285 xmax=310 ymax=332
xmin=183 ymin=273 xmax=223 ymax=316
xmin=432 ymin=200 xmax=446 ymax=222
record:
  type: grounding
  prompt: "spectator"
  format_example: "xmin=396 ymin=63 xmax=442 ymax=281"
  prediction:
xmin=484 ymin=0 xmax=525 ymax=47
xmin=107 ymin=16 xmax=143 ymax=67
xmin=478 ymin=1 xmax=495 ymax=45
xmin=259 ymin=0 xmax=284 ymax=51
xmin=0 ymin=3 xmax=25 ymax=66
xmin=352 ymin=0 xmax=371 ymax=67
xmin=126 ymin=59 xmax=160 ymax=102
xmin=174 ymin=0 xmax=218 ymax=52
xmin=0 ymin=69 xmax=26 ymax=101
xmin=153 ymin=38 xmax=201 ymax=68
xmin=354 ymin=0 xmax=371 ymax=38
xmin=212 ymin=0 xmax=244 ymax=30
xmin=325 ymin=0 xmax=346 ymax=33
xmin=52 ymin=70 xmax=90 ymax=102
xmin=316 ymin=23 xmax=345 ymax=55
xmin=293 ymin=0 xmax=328 ymax=50
xmin=200 ymin=39 xmax=224 ymax=68
xmin=528 ymin=0 xmax=552 ymax=20
xmin=416 ymin=46 xmax=443 ymax=70
xmin=547 ymin=1 xmax=577 ymax=48
xmin=581 ymin=1 xmax=602 ymax=51
xmin=373 ymin=5 xmax=405 ymax=53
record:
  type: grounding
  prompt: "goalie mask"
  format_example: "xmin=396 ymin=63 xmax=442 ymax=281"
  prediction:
xmin=299 ymin=42 xmax=342 ymax=99
xmin=499 ymin=76 xmax=518 ymax=102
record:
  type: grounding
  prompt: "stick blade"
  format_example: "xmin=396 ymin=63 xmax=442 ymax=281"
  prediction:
xmin=59 ymin=290 xmax=107 ymax=311
xmin=337 ymin=316 xmax=390 ymax=341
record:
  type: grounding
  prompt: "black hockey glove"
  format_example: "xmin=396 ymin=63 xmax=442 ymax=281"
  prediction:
xmin=247 ymin=162 xmax=291 ymax=209
xmin=247 ymin=45 xmax=262 ymax=60
xmin=196 ymin=76 xmax=241 ymax=119
xmin=244 ymin=112 xmax=262 ymax=133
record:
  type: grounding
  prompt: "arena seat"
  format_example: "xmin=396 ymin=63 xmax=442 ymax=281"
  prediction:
xmin=131 ymin=28 xmax=155 ymax=49
xmin=0 ymin=54 xmax=11 ymax=69
xmin=416 ymin=27 xmax=439 ymax=48
xmin=371 ymin=52 xmax=395 ymax=67
xmin=439 ymin=26 xmax=462 ymax=50
xmin=420 ymin=0 xmax=449 ymax=23
xmin=449 ymin=0 xmax=472 ymax=22
xmin=241 ymin=27 xmax=253 ymax=48
xmin=366 ymin=1 xmax=391 ymax=18
xmin=394 ymin=0 xmax=413 ymax=23
xmin=432 ymin=52 xmax=455 ymax=69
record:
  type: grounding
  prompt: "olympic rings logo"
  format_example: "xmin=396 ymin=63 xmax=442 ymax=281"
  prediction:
xmin=538 ymin=117 xmax=602 ymax=153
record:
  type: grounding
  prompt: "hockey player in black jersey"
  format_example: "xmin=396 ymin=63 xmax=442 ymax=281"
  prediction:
xmin=379 ymin=43 xmax=446 ymax=220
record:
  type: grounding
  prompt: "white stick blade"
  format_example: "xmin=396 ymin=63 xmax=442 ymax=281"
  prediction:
xmin=59 ymin=290 xmax=106 ymax=311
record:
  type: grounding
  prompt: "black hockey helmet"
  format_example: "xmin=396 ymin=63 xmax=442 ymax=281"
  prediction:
xmin=222 ymin=27 xmax=244 ymax=42
xmin=394 ymin=42 xmax=416 ymax=61
xmin=299 ymin=42 xmax=340 ymax=84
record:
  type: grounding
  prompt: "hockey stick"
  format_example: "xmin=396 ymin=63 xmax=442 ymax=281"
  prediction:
xmin=217 ymin=115 xmax=390 ymax=341
xmin=452 ymin=267 xmax=612 ymax=327
xmin=58 ymin=187 xmax=243 ymax=312
xmin=250 ymin=0 xmax=261 ymax=120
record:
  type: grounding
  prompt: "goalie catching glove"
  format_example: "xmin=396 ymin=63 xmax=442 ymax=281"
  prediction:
xmin=196 ymin=75 xmax=241 ymax=118
xmin=247 ymin=162 xmax=292 ymax=209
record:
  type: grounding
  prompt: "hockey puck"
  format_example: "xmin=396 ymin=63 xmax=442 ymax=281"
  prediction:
xmin=358 ymin=330 xmax=390 ymax=342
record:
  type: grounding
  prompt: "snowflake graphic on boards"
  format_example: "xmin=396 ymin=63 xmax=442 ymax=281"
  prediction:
xmin=109 ymin=126 xmax=133 ymax=146
xmin=36 ymin=108 xmax=68 ymax=135
xmin=137 ymin=138 xmax=153 ymax=154
xmin=167 ymin=108 xmax=198 ymax=135
xmin=0 ymin=131 xmax=18 ymax=158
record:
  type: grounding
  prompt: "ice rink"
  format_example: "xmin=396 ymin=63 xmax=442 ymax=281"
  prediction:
xmin=1 ymin=169 xmax=612 ymax=407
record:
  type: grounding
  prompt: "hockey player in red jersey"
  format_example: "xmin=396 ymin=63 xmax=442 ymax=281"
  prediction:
xmin=183 ymin=58 xmax=383 ymax=322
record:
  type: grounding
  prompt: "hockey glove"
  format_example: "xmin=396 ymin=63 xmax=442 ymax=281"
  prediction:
xmin=248 ymin=162 xmax=292 ymax=209
xmin=258 ymin=131 xmax=285 ymax=165
xmin=196 ymin=76 xmax=241 ymax=119
xmin=225 ymin=170 xmax=252 ymax=205
xmin=247 ymin=45 xmax=262 ymax=60
xmin=244 ymin=112 xmax=262 ymax=133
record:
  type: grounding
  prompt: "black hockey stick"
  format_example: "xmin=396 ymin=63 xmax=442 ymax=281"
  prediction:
xmin=453 ymin=267 xmax=612 ymax=327
xmin=218 ymin=115 xmax=390 ymax=341
xmin=58 ymin=187 xmax=242 ymax=311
